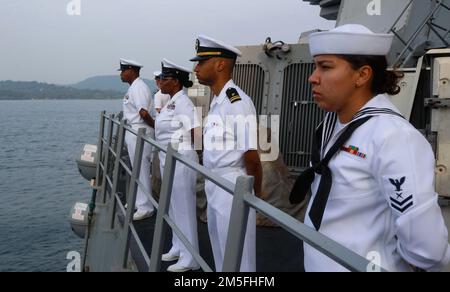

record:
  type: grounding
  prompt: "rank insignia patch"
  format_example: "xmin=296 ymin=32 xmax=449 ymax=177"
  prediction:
xmin=341 ymin=145 xmax=367 ymax=159
xmin=226 ymin=88 xmax=242 ymax=104
xmin=386 ymin=176 xmax=415 ymax=214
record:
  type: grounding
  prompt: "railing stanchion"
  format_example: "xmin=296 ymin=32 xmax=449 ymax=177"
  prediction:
xmin=119 ymin=128 xmax=146 ymax=269
xmin=107 ymin=120 xmax=126 ymax=230
xmin=222 ymin=176 xmax=254 ymax=272
xmin=101 ymin=114 xmax=115 ymax=204
xmin=148 ymin=143 xmax=178 ymax=272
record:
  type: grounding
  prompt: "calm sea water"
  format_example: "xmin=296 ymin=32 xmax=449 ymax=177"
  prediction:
xmin=0 ymin=99 xmax=121 ymax=272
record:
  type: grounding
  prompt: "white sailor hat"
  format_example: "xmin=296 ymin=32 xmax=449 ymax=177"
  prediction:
xmin=161 ymin=58 xmax=192 ymax=80
xmin=118 ymin=58 xmax=143 ymax=71
xmin=153 ymin=71 xmax=162 ymax=79
xmin=308 ymin=24 xmax=394 ymax=57
xmin=190 ymin=35 xmax=242 ymax=61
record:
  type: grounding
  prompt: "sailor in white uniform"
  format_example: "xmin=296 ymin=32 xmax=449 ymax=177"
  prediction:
xmin=190 ymin=35 xmax=263 ymax=272
xmin=290 ymin=24 xmax=450 ymax=272
xmin=119 ymin=58 xmax=155 ymax=221
xmin=153 ymin=71 xmax=171 ymax=114
xmin=156 ymin=59 xmax=201 ymax=272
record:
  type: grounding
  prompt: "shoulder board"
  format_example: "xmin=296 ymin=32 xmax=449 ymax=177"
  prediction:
xmin=226 ymin=88 xmax=242 ymax=104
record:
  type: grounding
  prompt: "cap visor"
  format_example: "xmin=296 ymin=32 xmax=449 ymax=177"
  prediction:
xmin=190 ymin=56 xmax=212 ymax=62
xmin=160 ymin=73 xmax=177 ymax=79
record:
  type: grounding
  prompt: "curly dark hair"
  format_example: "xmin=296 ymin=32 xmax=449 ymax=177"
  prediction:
xmin=339 ymin=55 xmax=404 ymax=96
xmin=180 ymin=78 xmax=194 ymax=88
xmin=173 ymin=74 xmax=193 ymax=89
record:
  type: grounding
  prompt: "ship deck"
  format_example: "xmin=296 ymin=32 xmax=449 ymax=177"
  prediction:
xmin=130 ymin=201 xmax=450 ymax=272
xmin=85 ymin=197 xmax=450 ymax=272
xmin=130 ymin=215 xmax=304 ymax=272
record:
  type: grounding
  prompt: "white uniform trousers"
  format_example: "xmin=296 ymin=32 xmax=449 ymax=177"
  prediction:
xmin=159 ymin=149 xmax=199 ymax=267
xmin=205 ymin=168 xmax=256 ymax=272
xmin=125 ymin=126 xmax=154 ymax=213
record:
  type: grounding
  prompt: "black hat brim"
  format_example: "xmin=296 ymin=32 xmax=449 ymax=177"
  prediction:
xmin=160 ymin=72 xmax=173 ymax=79
xmin=190 ymin=56 xmax=213 ymax=62
xmin=118 ymin=65 xmax=140 ymax=72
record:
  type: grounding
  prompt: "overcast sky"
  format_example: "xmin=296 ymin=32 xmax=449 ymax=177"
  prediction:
xmin=0 ymin=0 xmax=334 ymax=84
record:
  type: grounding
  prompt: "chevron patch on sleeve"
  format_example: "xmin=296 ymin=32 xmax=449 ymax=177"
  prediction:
xmin=383 ymin=175 xmax=416 ymax=214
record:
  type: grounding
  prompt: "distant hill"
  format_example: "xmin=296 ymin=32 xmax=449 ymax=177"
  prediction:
xmin=0 ymin=80 xmax=123 ymax=100
xmin=72 ymin=75 xmax=157 ymax=94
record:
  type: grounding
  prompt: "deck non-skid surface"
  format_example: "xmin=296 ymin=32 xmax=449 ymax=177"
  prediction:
xmin=129 ymin=213 xmax=304 ymax=272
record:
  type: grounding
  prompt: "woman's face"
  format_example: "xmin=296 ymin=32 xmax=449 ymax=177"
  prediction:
xmin=159 ymin=77 xmax=178 ymax=96
xmin=308 ymin=55 xmax=360 ymax=113
xmin=159 ymin=77 xmax=183 ymax=97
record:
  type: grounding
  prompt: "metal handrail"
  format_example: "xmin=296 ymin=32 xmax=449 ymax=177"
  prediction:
xmin=390 ymin=0 xmax=449 ymax=67
xmin=89 ymin=112 xmax=383 ymax=272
